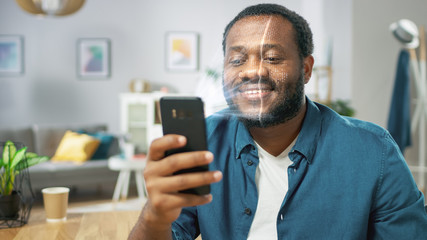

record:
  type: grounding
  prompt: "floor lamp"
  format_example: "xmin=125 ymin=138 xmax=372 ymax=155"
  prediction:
xmin=391 ymin=19 xmax=427 ymax=193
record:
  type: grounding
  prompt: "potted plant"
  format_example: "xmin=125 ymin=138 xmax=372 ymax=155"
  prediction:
xmin=325 ymin=99 xmax=355 ymax=117
xmin=0 ymin=141 xmax=49 ymax=219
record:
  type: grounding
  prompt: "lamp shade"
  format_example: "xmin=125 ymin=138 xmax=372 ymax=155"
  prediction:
xmin=15 ymin=0 xmax=44 ymax=15
xmin=54 ymin=0 xmax=85 ymax=16
xmin=15 ymin=0 xmax=85 ymax=17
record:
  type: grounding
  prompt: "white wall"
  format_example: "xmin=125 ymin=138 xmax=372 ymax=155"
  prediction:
xmin=0 ymin=0 xmax=352 ymax=133
xmin=325 ymin=0 xmax=353 ymax=101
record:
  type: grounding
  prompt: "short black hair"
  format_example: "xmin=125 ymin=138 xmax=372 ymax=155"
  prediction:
xmin=222 ymin=3 xmax=314 ymax=59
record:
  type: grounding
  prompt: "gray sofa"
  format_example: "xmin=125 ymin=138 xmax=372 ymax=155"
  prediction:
xmin=0 ymin=124 xmax=120 ymax=195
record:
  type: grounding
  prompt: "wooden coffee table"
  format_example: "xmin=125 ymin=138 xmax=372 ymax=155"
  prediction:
xmin=0 ymin=209 xmax=140 ymax=239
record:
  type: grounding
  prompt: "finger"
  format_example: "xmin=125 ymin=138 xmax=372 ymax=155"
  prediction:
xmin=150 ymin=193 xmax=213 ymax=213
xmin=148 ymin=170 xmax=222 ymax=193
xmin=150 ymin=151 xmax=214 ymax=176
xmin=148 ymin=134 xmax=186 ymax=161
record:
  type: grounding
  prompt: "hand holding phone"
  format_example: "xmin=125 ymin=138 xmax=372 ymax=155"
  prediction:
xmin=159 ymin=96 xmax=210 ymax=195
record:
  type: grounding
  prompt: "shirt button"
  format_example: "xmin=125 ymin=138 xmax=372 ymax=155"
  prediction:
xmin=247 ymin=160 xmax=253 ymax=166
xmin=280 ymin=214 xmax=284 ymax=220
xmin=244 ymin=208 xmax=252 ymax=215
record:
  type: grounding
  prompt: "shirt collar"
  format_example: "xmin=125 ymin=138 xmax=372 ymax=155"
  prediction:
xmin=235 ymin=119 xmax=255 ymax=159
xmin=291 ymin=97 xmax=322 ymax=164
xmin=233 ymin=97 xmax=322 ymax=163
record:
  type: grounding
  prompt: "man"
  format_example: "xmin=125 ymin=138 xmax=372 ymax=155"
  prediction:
xmin=130 ymin=4 xmax=427 ymax=239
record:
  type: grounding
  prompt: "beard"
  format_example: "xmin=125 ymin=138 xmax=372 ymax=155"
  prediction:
xmin=223 ymin=70 xmax=305 ymax=128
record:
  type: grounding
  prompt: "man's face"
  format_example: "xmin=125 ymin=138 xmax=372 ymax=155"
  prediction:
xmin=223 ymin=15 xmax=311 ymax=128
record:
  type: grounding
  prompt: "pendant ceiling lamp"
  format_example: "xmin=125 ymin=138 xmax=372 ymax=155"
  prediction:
xmin=15 ymin=0 xmax=85 ymax=17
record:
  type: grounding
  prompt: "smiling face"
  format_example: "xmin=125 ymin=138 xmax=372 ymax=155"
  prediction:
xmin=223 ymin=15 xmax=312 ymax=128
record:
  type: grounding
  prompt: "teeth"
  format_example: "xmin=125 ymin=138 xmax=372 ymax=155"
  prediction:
xmin=244 ymin=90 xmax=269 ymax=94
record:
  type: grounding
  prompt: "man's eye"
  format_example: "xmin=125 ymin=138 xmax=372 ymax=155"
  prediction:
xmin=229 ymin=57 xmax=245 ymax=66
xmin=264 ymin=56 xmax=282 ymax=63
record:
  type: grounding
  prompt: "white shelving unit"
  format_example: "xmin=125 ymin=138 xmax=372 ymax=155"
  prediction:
xmin=119 ymin=92 xmax=166 ymax=154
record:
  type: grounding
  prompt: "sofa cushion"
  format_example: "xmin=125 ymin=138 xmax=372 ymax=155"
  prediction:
xmin=33 ymin=124 xmax=107 ymax=157
xmin=0 ymin=127 xmax=35 ymax=152
xmin=51 ymin=131 xmax=100 ymax=163
xmin=76 ymin=130 xmax=117 ymax=160
xmin=86 ymin=132 xmax=115 ymax=160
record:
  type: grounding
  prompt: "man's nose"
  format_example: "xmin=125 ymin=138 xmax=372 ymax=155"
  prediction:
xmin=238 ymin=59 xmax=269 ymax=80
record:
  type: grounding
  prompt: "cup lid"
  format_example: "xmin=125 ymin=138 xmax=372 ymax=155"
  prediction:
xmin=42 ymin=187 xmax=70 ymax=194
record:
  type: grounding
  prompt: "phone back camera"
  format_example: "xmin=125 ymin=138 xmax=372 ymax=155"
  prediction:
xmin=172 ymin=109 xmax=193 ymax=119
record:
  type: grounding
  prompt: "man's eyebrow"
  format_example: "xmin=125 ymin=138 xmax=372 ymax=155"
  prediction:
xmin=227 ymin=44 xmax=285 ymax=53
xmin=227 ymin=46 xmax=245 ymax=53
xmin=261 ymin=43 xmax=285 ymax=51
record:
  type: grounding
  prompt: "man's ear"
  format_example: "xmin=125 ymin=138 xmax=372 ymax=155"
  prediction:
xmin=303 ymin=55 xmax=314 ymax=84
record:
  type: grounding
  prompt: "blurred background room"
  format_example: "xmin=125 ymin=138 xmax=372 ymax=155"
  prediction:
xmin=1 ymin=0 xmax=426 ymax=208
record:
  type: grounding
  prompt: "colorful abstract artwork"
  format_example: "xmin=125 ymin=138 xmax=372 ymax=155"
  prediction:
xmin=166 ymin=32 xmax=198 ymax=71
xmin=0 ymin=35 xmax=23 ymax=75
xmin=77 ymin=38 xmax=110 ymax=79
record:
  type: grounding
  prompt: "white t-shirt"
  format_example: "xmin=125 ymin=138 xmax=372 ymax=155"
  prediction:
xmin=247 ymin=138 xmax=296 ymax=240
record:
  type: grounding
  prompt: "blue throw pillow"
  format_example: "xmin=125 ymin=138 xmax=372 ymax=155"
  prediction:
xmin=77 ymin=130 xmax=114 ymax=160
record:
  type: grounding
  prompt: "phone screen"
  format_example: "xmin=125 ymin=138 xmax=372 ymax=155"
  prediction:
xmin=159 ymin=96 xmax=210 ymax=195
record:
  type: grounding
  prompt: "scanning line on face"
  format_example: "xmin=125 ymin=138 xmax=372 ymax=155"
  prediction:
xmin=257 ymin=16 xmax=273 ymax=123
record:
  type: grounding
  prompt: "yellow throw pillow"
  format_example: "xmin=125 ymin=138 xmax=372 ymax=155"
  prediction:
xmin=51 ymin=130 xmax=100 ymax=163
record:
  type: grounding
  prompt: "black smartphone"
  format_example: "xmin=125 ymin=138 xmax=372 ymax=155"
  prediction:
xmin=159 ymin=96 xmax=210 ymax=195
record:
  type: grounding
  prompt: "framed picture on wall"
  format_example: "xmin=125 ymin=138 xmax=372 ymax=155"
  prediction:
xmin=165 ymin=32 xmax=199 ymax=71
xmin=77 ymin=38 xmax=111 ymax=79
xmin=0 ymin=35 xmax=24 ymax=75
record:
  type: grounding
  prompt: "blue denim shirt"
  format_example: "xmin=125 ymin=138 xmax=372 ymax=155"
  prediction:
xmin=172 ymin=98 xmax=427 ymax=239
